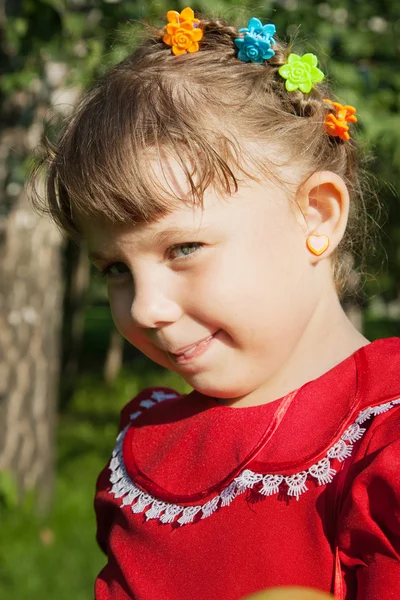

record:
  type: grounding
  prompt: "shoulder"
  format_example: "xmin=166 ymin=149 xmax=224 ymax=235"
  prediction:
xmin=366 ymin=401 xmax=400 ymax=448
xmin=119 ymin=386 xmax=182 ymax=429
xmin=338 ymin=401 xmax=400 ymax=549
xmin=336 ymin=403 xmax=400 ymax=594
xmin=357 ymin=337 xmax=400 ymax=407
xmin=337 ymin=403 xmax=400 ymax=596
xmin=343 ymin=360 xmax=400 ymax=492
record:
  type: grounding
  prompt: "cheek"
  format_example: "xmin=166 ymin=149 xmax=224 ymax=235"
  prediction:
xmin=239 ymin=218 xmax=307 ymax=285
xmin=258 ymin=211 xmax=311 ymax=283
xmin=215 ymin=219 xmax=312 ymax=322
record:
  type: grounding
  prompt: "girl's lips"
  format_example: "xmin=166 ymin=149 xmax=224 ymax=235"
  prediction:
xmin=173 ymin=334 xmax=214 ymax=356
xmin=170 ymin=333 xmax=217 ymax=364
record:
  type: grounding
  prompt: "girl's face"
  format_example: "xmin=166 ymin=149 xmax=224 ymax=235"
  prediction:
xmin=87 ymin=169 xmax=327 ymax=404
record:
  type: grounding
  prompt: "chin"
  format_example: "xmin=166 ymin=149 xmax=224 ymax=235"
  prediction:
xmin=183 ymin=374 xmax=254 ymax=400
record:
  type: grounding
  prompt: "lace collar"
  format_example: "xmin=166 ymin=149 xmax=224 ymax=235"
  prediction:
xmin=109 ymin=390 xmax=400 ymax=526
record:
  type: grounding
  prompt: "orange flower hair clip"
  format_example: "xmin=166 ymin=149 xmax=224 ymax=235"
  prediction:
xmin=323 ymin=99 xmax=357 ymax=141
xmin=163 ymin=7 xmax=203 ymax=56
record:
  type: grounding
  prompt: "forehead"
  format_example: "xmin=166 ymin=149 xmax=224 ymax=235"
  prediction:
xmin=82 ymin=196 xmax=218 ymax=261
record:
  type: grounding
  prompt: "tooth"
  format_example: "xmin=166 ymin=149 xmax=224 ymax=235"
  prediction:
xmin=183 ymin=344 xmax=198 ymax=356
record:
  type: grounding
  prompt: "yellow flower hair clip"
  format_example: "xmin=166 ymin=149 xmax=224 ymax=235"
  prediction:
xmin=163 ymin=7 xmax=203 ymax=56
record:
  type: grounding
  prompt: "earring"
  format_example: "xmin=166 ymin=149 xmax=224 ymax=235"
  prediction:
xmin=306 ymin=234 xmax=329 ymax=256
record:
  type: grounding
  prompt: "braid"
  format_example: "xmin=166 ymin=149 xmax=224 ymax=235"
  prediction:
xmin=151 ymin=18 xmax=332 ymax=123
xmin=199 ymin=19 xmax=240 ymax=49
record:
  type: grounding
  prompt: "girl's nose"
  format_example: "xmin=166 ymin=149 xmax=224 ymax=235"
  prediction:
xmin=130 ymin=276 xmax=182 ymax=329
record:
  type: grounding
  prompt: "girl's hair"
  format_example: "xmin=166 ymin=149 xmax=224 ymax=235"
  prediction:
xmin=30 ymin=16 xmax=370 ymax=295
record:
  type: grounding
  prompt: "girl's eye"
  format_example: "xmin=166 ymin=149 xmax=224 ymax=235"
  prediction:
xmin=168 ymin=242 xmax=203 ymax=261
xmin=99 ymin=262 xmax=130 ymax=279
xmin=97 ymin=243 xmax=202 ymax=279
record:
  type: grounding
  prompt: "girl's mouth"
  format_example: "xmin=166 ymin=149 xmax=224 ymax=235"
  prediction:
xmin=170 ymin=333 xmax=217 ymax=364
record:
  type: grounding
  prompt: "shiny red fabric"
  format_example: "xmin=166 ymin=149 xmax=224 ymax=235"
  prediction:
xmin=95 ymin=338 xmax=400 ymax=599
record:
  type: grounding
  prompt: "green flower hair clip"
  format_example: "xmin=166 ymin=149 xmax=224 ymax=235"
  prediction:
xmin=278 ymin=53 xmax=325 ymax=93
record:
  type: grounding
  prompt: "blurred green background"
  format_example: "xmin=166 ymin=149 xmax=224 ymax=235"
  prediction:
xmin=1 ymin=0 xmax=400 ymax=598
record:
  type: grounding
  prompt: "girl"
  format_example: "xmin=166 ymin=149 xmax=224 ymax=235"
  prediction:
xmin=32 ymin=8 xmax=400 ymax=600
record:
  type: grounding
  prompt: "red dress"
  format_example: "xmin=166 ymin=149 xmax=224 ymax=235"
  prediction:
xmin=95 ymin=338 xmax=400 ymax=599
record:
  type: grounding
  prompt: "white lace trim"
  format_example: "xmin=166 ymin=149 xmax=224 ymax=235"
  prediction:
xmin=109 ymin=393 xmax=400 ymax=525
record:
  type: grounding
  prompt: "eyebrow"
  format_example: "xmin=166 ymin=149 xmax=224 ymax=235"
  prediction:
xmin=88 ymin=225 xmax=204 ymax=262
xmin=147 ymin=226 xmax=203 ymax=247
xmin=88 ymin=250 xmax=112 ymax=261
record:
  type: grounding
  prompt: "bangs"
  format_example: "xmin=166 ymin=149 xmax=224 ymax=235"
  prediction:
xmin=44 ymin=67 xmax=245 ymax=239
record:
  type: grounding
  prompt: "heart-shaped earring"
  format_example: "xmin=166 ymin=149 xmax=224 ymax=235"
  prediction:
xmin=306 ymin=234 xmax=329 ymax=256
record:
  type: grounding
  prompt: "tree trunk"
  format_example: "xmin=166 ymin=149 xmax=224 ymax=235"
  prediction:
xmin=0 ymin=192 xmax=63 ymax=513
xmin=0 ymin=3 xmax=73 ymax=511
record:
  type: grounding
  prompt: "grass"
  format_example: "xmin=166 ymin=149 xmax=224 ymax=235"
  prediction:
xmin=0 ymin=363 xmax=189 ymax=600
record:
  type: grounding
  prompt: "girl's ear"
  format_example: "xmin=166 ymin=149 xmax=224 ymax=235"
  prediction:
xmin=295 ymin=171 xmax=350 ymax=259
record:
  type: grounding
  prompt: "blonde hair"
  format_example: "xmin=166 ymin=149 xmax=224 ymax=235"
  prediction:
xmin=31 ymin=16 xmax=370 ymax=295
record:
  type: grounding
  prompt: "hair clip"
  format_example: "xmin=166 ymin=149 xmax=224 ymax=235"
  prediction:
xmin=234 ymin=18 xmax=276 ymax=63
xmin=163 ymin=7 xmax=203 ymax=56
xmin=323 ymin=99 xmax=357 ymax=141
xmin=278 ymin=53 xmax=324 ymax=93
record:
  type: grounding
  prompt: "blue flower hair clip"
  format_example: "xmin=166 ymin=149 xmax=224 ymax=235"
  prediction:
xmin=234 ymin=18 xmax=276 ymax=64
